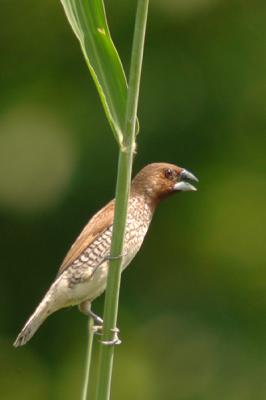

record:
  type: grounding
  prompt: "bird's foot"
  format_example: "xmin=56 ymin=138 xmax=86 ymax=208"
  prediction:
xmin=79 ymin=302 xmax=121 ymax=344
xmin=79 ymin=303 xmax=103 ymax=325
xmin=92 ymin=325 xmax=103 ymax=336
xmin=100 ymin=327 xmax=122 ymax=346
xmin=88 ymin=310 xmax=103 ymax=326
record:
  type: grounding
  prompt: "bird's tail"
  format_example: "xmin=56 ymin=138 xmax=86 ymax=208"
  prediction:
xmin=13 ymin=290 xmax=55 ymax=347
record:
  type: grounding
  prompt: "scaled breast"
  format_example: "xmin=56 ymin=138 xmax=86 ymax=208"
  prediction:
xmin=66 ymin=195 xmax=153 ymax=287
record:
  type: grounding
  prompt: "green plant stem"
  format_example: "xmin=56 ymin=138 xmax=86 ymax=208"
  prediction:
xmin=94 ymin=1 xmax=149 ymax=399
xmin=81 ymin=318 xmax=95 ymax=400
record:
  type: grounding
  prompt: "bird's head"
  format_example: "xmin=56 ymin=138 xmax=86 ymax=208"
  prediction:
xmin=132 ymin=162 xmax=198 ymax=203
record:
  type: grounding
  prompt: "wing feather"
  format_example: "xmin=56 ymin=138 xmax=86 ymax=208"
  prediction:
xmin=57 ymin=200 xmax=115 ymax=276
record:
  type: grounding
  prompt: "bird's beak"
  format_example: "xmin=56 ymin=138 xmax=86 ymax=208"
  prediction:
xmin=174 ymin=169 xmax=199 ymax=192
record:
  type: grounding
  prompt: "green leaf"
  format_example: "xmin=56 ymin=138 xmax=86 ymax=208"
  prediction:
xmin=60 ymin=0 xmax=128 ymax=145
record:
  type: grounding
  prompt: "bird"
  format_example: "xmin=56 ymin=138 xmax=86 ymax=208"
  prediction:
xmin=14 ymin=162 xmax=198 ymax=347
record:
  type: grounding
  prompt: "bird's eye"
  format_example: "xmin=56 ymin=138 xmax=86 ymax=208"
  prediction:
xmin=164 ymin=168 xmax=174 ymax=180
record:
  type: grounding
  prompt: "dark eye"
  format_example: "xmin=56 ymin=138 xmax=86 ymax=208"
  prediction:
xmin=164 ymin=168 xmax=174 ymax=180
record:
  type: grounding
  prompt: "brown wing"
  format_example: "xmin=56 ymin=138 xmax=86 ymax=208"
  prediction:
xmin=57 ymin=199 xmax=115 ymax=276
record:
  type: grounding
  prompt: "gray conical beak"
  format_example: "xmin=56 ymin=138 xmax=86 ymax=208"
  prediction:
xmin=180 ymin=169 xmax=199 ymax=183
xmin=174 ymin=169 xmax=199 ymax=192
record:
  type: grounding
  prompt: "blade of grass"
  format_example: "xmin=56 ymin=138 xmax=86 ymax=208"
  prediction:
xmin=60 ymin=0 xmax=128 ymax=145
xmin=94 ymin=1 xmax=149 ymax=399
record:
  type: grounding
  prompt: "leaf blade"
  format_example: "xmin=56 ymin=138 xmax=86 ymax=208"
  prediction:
xmin=60 ymin=0 xmax=128 ymax=145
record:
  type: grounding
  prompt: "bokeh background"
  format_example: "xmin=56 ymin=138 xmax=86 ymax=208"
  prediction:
xmin=1 ymin=0 xmax=266 ymax=398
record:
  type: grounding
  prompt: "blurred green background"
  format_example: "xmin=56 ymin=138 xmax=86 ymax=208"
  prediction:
xmin=1 ymin=0 xmax=266 ymax=399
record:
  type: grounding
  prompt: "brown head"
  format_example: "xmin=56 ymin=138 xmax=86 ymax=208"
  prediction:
xmin=131 ymin=162 xmax=198 ymax=205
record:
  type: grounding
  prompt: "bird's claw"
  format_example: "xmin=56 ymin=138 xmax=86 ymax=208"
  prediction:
xmin=99 ymin=327 xmax=121 ymax=346
xmin=92 ymin=325 xmax=103 ymax=335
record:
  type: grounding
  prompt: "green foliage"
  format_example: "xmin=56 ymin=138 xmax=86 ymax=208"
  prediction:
xmin=60 ymin=0 xmax=128 ymax=146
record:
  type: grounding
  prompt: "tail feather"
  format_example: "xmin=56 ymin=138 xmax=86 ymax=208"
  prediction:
xmin=14 ymin=274 xmax=79 ymax=347
xmin=14 ymin=297 xmax=53 ymax=347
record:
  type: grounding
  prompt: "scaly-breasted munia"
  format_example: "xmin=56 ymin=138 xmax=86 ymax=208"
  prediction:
xmin=14 ymin=163 xmax=198 ymax=347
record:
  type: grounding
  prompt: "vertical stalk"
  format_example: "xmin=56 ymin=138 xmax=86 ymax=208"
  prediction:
xmin=94 ymin=1 xmax=149 ymax=399
xmin=81 ymin=318 xmax=95 ymax=400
